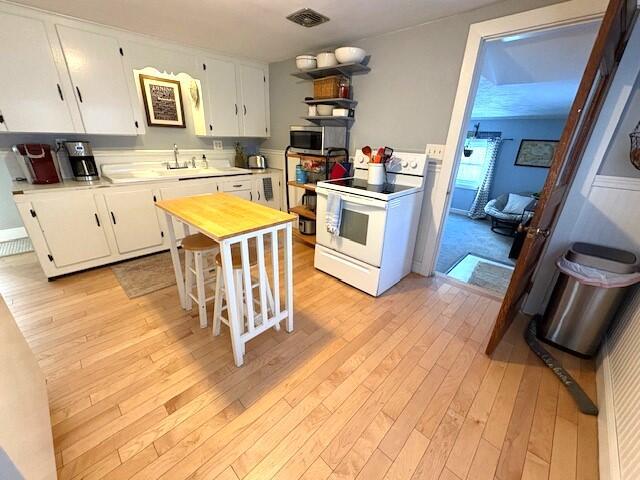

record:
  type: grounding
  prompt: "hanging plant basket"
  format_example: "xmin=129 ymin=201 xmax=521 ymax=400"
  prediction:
xmin=630 ymin=120 xmax=640 ymax=170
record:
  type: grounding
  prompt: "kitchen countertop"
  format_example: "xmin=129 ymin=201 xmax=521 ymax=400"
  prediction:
xmin=11 ymin=168 xmax=281 ymax=195
xmin=0 ymin=295 xmax=56 ymax=479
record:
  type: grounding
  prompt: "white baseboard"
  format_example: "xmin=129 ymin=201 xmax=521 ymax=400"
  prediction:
xmin=0 ymin=227 xmax=27 ymax=242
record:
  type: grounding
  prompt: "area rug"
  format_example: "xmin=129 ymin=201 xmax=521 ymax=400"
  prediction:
xmin=0 ymin=237 xmax=33 ymax=257
xmin=111 ymin=250 xmax=183 ymax=299
xmin=447 ymin=253 xmax=514 ymax=295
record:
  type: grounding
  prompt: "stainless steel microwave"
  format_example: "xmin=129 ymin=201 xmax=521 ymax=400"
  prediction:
xmin=289 ymin=125 xmax=346 ymax=156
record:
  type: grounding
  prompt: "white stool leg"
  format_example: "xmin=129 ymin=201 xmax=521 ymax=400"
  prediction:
xmin=213 ymin=268 xmax=223 ymax=336
xmin=194 ymin=251 xmax=207 ymax=328
xmin=184 ymin=250 xmax=194 ymax=310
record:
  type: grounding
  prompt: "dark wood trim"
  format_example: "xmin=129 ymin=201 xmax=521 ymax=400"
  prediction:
xmin=138 ymin=74 xmax=187 ymax=129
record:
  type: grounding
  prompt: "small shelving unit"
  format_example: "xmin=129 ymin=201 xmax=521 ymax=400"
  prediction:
xmin=286 ymin=59 xmax=370 ymax=247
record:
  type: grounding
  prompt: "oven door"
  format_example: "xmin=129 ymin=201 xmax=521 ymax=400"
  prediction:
xmin=316 ymin=188 xmax=388 ymax=267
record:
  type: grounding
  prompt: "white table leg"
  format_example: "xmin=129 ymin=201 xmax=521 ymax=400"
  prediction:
xmin=284 ymin=223 xmax=294 ymax=333
xmin=165 ymin=212 xmax=186 ymax=309
xmin=220 ymin=240 xmax=245 ymax=367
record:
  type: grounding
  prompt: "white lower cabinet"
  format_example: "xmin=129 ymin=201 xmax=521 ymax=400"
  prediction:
xmin=31 ymin=194 xmax=110 ymax=268
xmin=102 ymin=189 xmax=163 ymax=254
xmin=16 ymin=172 xmax=282 ymax=278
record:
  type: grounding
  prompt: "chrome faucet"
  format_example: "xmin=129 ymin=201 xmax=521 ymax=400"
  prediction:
xmin=167 ymin=144 xmax=188 ymax=169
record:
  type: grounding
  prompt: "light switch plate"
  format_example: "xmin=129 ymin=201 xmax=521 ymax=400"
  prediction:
xmin=213 ymin=140 xmax=223 ymax=151
xmin=426 ymin=144 xmax=445 ymax=161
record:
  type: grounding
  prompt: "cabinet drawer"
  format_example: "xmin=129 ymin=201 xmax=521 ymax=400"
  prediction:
xmin=221 ymin=179 xmax=253 ymax=192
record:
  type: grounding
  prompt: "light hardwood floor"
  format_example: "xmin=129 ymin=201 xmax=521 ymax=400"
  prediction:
xmin=0 ymin=241 xmax=598 ymax=480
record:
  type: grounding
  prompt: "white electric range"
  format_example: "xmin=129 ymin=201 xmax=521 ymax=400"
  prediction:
xmin=314 ymin=150 xmax=428 ymax=296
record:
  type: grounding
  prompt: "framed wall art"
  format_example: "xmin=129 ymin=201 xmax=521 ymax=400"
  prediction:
xmin=139 ymin=74 xmax=186 ymax=128
xmin=514 ymin=139 xmax=559 ymax=168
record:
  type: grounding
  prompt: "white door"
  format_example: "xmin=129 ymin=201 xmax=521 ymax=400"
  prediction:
xmin=160 ymin=181 xmax=219 ymax=239
xmin=315 ymin=188 xmax=388 ymax=267
xmin=103 ymin=189 xmax=163 ymax=254
xmin=32 ymin=194 xmax=110 ymax=268
xmin=203 ymin=58 xmax=240 ymax=136
xmin=56 ymin=25 xmax=136 ymax=135
xmin=0 ymin=13 xmax=75 ymax=133
xmin=239 ymin=65 xmax=268 ymax=137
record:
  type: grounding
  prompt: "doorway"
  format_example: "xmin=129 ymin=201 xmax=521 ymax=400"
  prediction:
xmin=434 ymin=20 xmax=600 ymax=295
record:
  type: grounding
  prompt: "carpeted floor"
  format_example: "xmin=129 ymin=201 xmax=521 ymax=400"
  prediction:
xmin=436 ymin=212 xmax=515 ymax=273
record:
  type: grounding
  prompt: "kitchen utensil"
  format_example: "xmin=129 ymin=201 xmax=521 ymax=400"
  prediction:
xmin=299 ymin=218 xmax=316 ymax=235
xmin=317 ymin=51 xmax=338 ymax=68
xmin=63 ymin=141 xmax=99 ymax=181
xmin=246 ymin=154 xmax=267 ymax=169
xmin=368 ymin=163 xmax=386 ymax=185
xmin=296 ymin=55 xmax=317 ymax=70
xmin=329 ymin=161 xmax=348 ymax=180
xmin=373 ymin=147 xmax=385 ymax=164
xmin=383 ymin=146 xmax=394 ymax=162
xmin=301 ymin=192 xmax=317 ymax=211
xmin=335 ymin=47 xmax=366 ymax=64
xmin=234 ymin=142 xmax=245 ymax=168
xmin=316 ymin=104 xmax=333 ymax=116
xmin=362 ymin=146 xmax=372 ymax=162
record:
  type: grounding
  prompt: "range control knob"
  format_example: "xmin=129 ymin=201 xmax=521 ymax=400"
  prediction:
xmin=402 ymin=161 xmax=409 ymax=168
xmin=358 ymin=157 xmax=365 ymax=163
xmin=410 ymin=161 xmax=418 ymax=169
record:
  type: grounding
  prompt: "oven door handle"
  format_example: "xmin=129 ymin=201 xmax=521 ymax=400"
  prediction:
xmin=316 ymin=188 xmax=388 ymax=209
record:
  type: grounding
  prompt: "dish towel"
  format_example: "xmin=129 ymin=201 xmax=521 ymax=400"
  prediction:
xmin=325 ymin=193 xmax=343 ymax=235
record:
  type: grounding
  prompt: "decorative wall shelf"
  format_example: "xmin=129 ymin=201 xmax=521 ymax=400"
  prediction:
xmin=303 ymin=98 xmax=358 ymax=108
xmin=302 ymin=116 xmax=354 ymax=126
xmin=291 ymin=62 xmax=370 ymax=80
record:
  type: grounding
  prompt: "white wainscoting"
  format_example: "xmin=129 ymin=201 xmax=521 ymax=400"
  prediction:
xmin=599 ymin=286 xmax=640 ymax=480
xmin=412 ymin=161 xmax=442 ymax=274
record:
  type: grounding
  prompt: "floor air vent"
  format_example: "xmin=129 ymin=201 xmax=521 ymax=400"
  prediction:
xmin=286 ymin=8 xmax=329 ymax=28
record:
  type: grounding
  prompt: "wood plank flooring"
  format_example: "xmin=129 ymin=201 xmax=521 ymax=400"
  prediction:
xmin=0 ymin=241 xmax=598 ymax=479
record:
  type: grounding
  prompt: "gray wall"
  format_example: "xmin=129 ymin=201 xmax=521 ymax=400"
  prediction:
xmin=263 ymin=0 xmax=563 ymax=153
xmin=598 ymin=75 xmax=640 ymax=177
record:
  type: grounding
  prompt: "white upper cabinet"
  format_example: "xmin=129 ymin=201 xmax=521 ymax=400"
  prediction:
xmin=0 ymin=13 xmax=76 ymax=133
xmin=56 ymin=25 xmax=137 ymax=135
xmin=239 ymin=64 xmax=268 ymax=137
xmin=202 ymin=57 xmax=240 ymax=137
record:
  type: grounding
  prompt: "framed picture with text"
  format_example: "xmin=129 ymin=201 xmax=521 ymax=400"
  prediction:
xmin=139 ymin=74 xmax=186 ymax=128
xmin=514 ymin=139 xmax=559 ymax=168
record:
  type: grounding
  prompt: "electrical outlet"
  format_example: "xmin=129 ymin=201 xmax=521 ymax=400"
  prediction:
xmin=55 ymin=138 xmax=67 ymax=151
xmin=213 ymin=140 xmax=223 ymax=151
xmin=426 ymin=143 xmax=445 ymax=161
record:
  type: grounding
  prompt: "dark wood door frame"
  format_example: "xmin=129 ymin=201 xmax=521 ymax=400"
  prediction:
xmin=486 ymin=0 xmax=639 ymax=354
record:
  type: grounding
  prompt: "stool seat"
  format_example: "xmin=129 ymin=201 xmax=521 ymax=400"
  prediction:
xmin=182 ymin=233 xmax=217 ymax=251
xmin=215 ymin=245 xmax=258 ymax=268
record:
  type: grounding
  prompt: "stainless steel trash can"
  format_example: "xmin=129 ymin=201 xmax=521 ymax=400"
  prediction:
xmin=539 ymin=242 xmax=638 ymax=357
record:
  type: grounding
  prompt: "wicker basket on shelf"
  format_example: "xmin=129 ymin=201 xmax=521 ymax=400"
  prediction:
xmin=630 ymin=120 xmax=640 ymax=170
xmin=313 ymin=75 xmax=344 ymax=99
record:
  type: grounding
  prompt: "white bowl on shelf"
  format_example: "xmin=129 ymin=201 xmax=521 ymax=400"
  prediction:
xmin=335 ymin=47 xmax=366 ymax=64
xmin=316 ymin=104 xmax=334 ymax=116
xmin=296 ymin=55 xmax=316 ymax=70
xmin=316 ymin=52 xmax=338 ymax=68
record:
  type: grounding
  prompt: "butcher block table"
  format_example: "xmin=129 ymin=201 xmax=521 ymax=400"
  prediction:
xmin=156 ymin=193 xmax=297 ymax=366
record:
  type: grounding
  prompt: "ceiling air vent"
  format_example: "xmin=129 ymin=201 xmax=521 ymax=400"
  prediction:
xmin=286 ymin=8 xmax=329 ymax=28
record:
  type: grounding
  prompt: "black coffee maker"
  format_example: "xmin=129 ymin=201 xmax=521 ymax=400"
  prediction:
xmin=63 ymin=141 xmax=99 ymax=181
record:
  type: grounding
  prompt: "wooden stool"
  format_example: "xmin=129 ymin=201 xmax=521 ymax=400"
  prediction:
xmin=213 ymin=244 xmax=277 ymax=349
xmin=182 ymin=233 xmax=218 ymax=328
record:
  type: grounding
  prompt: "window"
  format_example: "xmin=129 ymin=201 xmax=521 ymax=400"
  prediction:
xmin=456 ymin=138 xmax=490 ymax=190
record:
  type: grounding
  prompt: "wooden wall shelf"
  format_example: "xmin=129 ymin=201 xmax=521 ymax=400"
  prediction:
xmin=289 ymin=205 xmax=316 ymax=220
xmin=291 ymin=62 xmax=370 ymax=80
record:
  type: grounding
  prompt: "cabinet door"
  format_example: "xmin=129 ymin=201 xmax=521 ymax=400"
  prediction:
xmin=159 ymin=181 xmax=218 ymax=239
xmin=256 ymin=175 xmax=281 ymax=210
xmin=103 ymin=189 xmax=163 ymax=254
xmin=56 ymin=25 xmax=136 ymax=135
xmin=203 ymin=58 xmax=240 ymax=136
xmin=0 ymin=13 xmax=75 ymax=133
xmin=32 ymin=194 xmax=110 ymax=268
xmin=239 ymin=64 xmax=268 ymax=137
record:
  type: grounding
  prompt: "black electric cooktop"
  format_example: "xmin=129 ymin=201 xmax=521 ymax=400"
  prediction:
xmin=321 ymin=177 xmax=414 ymax=194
